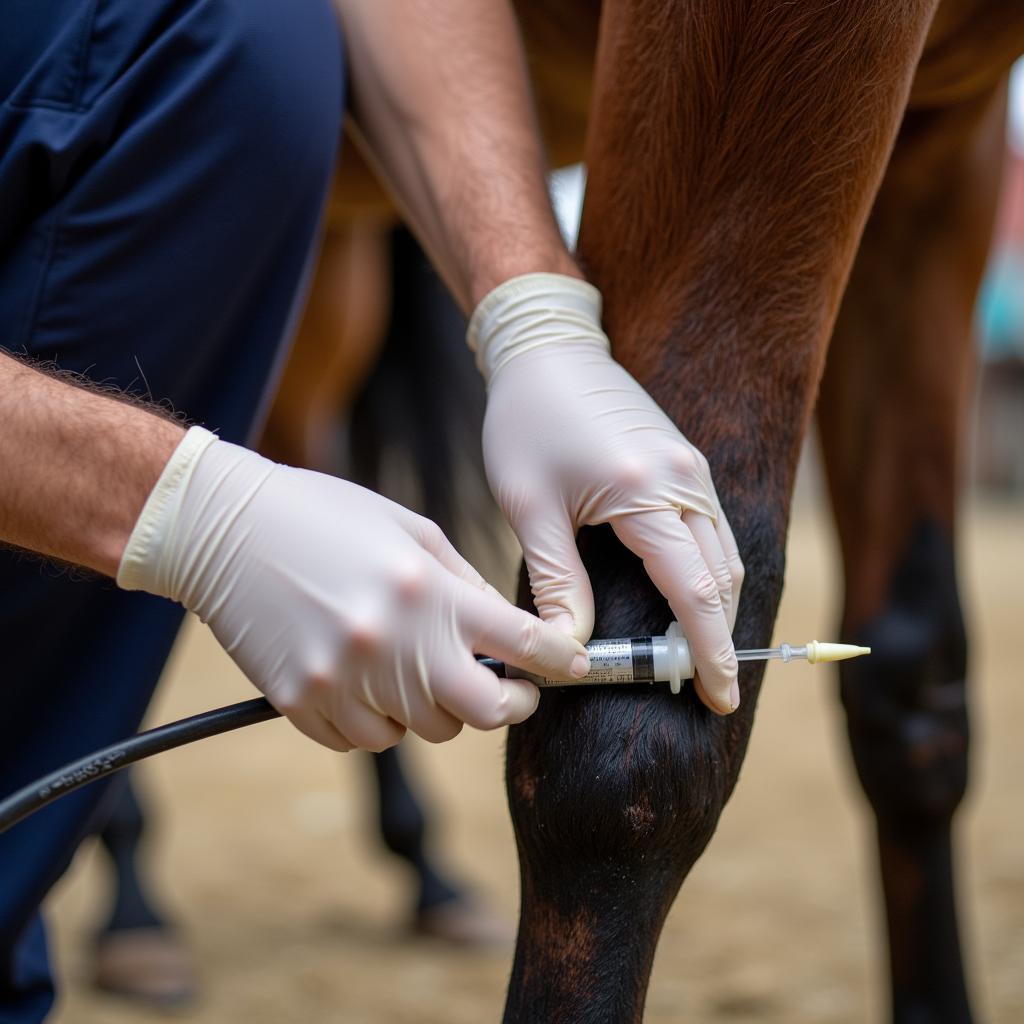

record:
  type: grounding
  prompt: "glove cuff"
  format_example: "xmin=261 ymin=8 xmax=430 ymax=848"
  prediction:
xmin=467 ymin=272 xmax=608 ymax=382
xmin=117 ymin=425 xmax=219 ymax=595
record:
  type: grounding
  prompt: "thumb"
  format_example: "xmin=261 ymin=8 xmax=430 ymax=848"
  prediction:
xmin=513 ymin=509 xmax=594 ymax=643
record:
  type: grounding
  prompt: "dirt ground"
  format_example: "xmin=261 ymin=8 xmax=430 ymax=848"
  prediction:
xmin=45 ymin=498 xmax=1022 ymax=1023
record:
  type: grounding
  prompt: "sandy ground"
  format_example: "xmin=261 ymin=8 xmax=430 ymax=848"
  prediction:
xmin=44 ymin=498 xmax=1022 ymax=1023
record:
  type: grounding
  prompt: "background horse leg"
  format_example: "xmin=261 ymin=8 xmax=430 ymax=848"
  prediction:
xmin=261 ymin=220 xmax=454 ymax=926
xmin=818 ymin=71 xmax=1014 ymax=1023
xmin=365 ymin=747 xmax=507 ymax=945
xmin=265 ymin=218 xmax=510 ymax=942
xmin=503 ymin=1 xmax=943 ymax=1020
xmin=346 ymin=224 xmax=511 ymax=942
xmin=91 ymin=773 xmax=196 ymax=1005
xmin=366 ymin=748 xmax=460 ymax=916
xmin=94 ymin=776 xmax=168 ymax=939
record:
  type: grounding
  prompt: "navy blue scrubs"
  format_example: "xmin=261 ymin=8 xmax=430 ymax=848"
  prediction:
xmin=0 ymin=1 xmax=345 ymax=1018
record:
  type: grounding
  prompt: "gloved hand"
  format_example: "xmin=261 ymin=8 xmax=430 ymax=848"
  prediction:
xmin=118 ymin=428 xmax=589 ymax=751
xmin=469 ymin=273 xmax=744 ymax=714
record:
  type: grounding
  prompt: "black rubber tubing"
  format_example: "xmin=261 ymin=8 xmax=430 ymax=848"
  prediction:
xmin=0 ymin=698 xmax=281 ymax=835
xmin=0 ymin=657 xmax=508 ymax=835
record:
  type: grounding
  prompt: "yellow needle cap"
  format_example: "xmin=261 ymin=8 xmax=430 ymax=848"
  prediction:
xmin=805 ymin=641 xmax=871 ymax=664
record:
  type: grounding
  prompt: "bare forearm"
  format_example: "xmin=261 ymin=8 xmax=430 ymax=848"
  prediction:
xmin=0 ymin=353 xmax=184 ymax=576
xmin=335 ymin=0 xmax=578 ymax=311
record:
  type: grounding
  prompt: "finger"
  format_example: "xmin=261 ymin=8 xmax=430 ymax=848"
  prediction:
xmin=408 ymin=704 xmax=464 ymax=745
xmin=436 ymin=657 xmax=541 ymax=731
xmin=682 ymin=510 xmax=734 ymax=631
xmin=411 ymin=516 xmax=488 ymax=590
xmin=512 ymin=509 xmax=594 ymax=640
xmin=370 ymin=648 xmax=464 ymax=743
xmin=714 ymin=510 xmax=745 ymax=632
xmin=459 ymin=580 xmax=589 ymax=680
xmin=610 ymin=510 xmax=738 ymax=714
xmin=278 ymin=704 xmax=354 ymax=753
xmin=689 ymin=671 xmax=723 ymax=718
xmin=334 ymin=700 xmax=407 ymax=752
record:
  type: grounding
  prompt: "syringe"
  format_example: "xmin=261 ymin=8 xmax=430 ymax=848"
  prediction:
xmin=480 ymin=621 xmax=870 ymax=693
xmin=0 ymin=628 xmax=870 ymax=835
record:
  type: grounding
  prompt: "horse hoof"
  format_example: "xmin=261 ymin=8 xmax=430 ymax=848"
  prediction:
xmin=92 ymin=927 xmax=199 ymax=1008
xmin=413 ymin=897 xmax=514 ymax=948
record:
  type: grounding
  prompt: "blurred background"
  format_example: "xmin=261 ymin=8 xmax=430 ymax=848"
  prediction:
xmin=42 ymin=58 xmax=1023 ymax=1024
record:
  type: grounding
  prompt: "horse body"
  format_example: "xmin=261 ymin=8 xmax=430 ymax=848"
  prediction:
xmin=270 ymin=2 xmax=1024 ymax=1020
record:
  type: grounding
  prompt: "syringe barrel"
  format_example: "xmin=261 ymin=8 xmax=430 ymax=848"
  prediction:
xmin=512 ymin=638 xmax=643 ymax=687
xmin=573 ymin=638 xmax=653 ymax=684
xmin=512 ymin=631 xmax=694 ymax=688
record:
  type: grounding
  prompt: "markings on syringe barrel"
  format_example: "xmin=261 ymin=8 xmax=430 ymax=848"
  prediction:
xmin=581 ymin=637 xmax=655 ymax=683
xmin=630 ymin=637 xmax=654 ymax=682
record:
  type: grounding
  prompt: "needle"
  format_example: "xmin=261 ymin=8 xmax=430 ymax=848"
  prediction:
xmin=737 ymin=642 xmax=871 ymax=664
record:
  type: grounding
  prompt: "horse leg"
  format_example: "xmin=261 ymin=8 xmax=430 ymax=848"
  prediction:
xmin=367 ymin=748 xmax=458 ymax=913
xmin=95 ymin=775 xmax=166 ymax=936
xmin=365 ymin=748 xmax=506 ymax=944
xmin=818 ymin=72 xmax=1013 ymax=1023
xmin=92 ymin=773 xmax=196 ymax=1005
xmin=268 ymin=214 xmax=509 ymax=941
xmin=347 ymin=224 xmax=511 ymax=943
xmin=503 ymin=1 xmax=943 ymax=1019
xmin=259 ymin=216 xmax=471 ymax=931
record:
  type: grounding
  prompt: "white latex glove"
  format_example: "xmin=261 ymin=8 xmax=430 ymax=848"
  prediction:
xmin=469 ymin=273 xmax=744 ymax=714
xmin=118 ymin=428 xmax=590 ymax=751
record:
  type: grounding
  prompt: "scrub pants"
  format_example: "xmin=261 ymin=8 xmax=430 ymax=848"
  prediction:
xmin=0 ymin=1 xmax=345 ymax=1019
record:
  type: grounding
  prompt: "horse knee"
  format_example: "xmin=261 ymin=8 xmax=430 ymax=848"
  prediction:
xmin=508 ymin=514 xmax=787 ymax=866
xmin=508 ymin=689 xmax=731 ymax=877
xmin=840 ymin=520 xmax=969 ymax=832
xmin=507 ymin=510 xmax=788 ymax=860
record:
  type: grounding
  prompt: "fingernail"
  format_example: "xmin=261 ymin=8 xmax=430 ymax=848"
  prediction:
xmin=570 ymin=653 xmax=591 ymax=678
xmin=729 ymin=680 xmax=741 ymax=712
